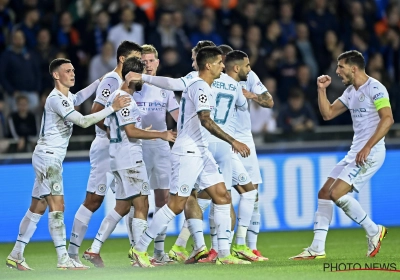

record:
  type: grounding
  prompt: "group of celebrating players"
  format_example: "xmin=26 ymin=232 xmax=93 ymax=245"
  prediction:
xmin=6 ymin=37 xmax=393 ymax=270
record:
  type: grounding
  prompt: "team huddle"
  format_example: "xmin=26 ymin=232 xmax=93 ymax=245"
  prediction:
xmin=5 ymin=39 xmax=393 ymax=270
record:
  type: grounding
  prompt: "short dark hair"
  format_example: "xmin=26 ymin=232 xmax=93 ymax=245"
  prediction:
xmin=288 ymin=87 xmax=304 ymax=99
xmin=49 ymin=58 xmax=71 ymax=76
xmin=192 ymin=40 xmax=216 ymax=54
xmin=116 ymin=41 xmax=143 ymax=63
xmin=196 ymin=46 xmax=223 ymax=71
xmin=337 ymin=50 xmax=365 ymax=70
xmin=224 ymin=50 xmax=248 ymax=69
xmin=122 ymin=57 xmax=144 ymax=80
xmin=218 ymin=44 xmax=233 ymax=55
xmin=16 ymin=95 xmax=28 ymax=103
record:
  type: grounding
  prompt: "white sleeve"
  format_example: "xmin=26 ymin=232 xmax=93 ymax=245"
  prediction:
xmin=116 ymin=103 xmax=140 ymax=127
xmin=235 ymin=84 xmax=248 ymax=111
xmin=94 ymin=76 xmax=121 ymax=106
xmin=338 ymin=89 xmax=349 ymax=108
xmin=142 ymin=74 xmax=186 ymax=91
xmin=167 ymin=91 xmax=180 ymax=112
xmin=248 ymin=71 xmax=268 ymax=95
xmin=193 ymin=83 xmax=212 ymax=112
xmin=65 ymin=107 xmax=114 ymax=128
xmin=73 ymin=79 xmax=101 ymax=106
xmin=48 ymin=96 xmax=75 ymax=118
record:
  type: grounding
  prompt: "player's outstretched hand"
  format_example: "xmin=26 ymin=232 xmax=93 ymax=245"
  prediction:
xmin=125 ymin=71 xmax=143 ymax=84
xmin=317 ymin=75 xmax=332 ymax=88
xmin=112 ymin=93 xmax=131 ymax=111
xmin=242 ymin=88 xmax=256 ymax=99
xmin=232 ymin=140 xmax=250 ymax=158
xmin=161 ymin=130 xmax=177 ymax=142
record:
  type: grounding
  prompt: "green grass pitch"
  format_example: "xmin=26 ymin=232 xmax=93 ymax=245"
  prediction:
xmin=1 ymin=228 xmax=399 ymax=280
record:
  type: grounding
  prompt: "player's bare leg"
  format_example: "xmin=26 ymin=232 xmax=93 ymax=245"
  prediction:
xmin=68 ymin=192 xmax=105 ymax=262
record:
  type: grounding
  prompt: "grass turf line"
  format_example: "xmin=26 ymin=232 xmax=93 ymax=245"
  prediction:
xmin=0 ymin=228 xmax=399 ymax=280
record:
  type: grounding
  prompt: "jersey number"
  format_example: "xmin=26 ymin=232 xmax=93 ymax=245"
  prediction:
xmin=109 ymin=113 xmax=122 ymax=143
xmin=214 ymin=93 xmax=233 ymax=125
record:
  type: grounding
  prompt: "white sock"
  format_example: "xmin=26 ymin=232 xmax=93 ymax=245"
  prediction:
xmin=310 ymin=199 xmax=333 ymax=253
xmin=213 ymin=204 xmax=231 ymax=258
xmin=68 ymin=205 xmax=93 ymax=255
xmin=209 ymin=203 xmax=218 ymax=250
xmin=132 ymin=218 xmax=147 ymax=247
xmin=246 ymin=201 xmax=260 ymax=250
xmin=125 ymin=206 xmax=135 ymax=247
xmin=188 ymin=219 xmax=205 ymax=250
xmin=91 ymin=209 xmax=122 ymax=253
xmin=175 ymin=220 xmax=190 ymax=248
xmin=236 ymin=190 xmax=257 ymax=245
xmin=335 ymin=195 xmax=378 ymax=237
xmin=229 ymin=230 xmax=235 ymax=247
xmin=197 ymin=198 xmax=211 ymax=213
xmin=10 ymin=210 xmax=42 ymax=260
xmin=136 ymin=205 xmax=175 ymax=252
xmin=48 ymin=211 xmax=68 ymax=262
xmin=153 ymin=207 xmax=167 ymax=254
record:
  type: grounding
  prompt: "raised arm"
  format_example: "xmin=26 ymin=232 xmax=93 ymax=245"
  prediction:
xmin=125 ymin=72 xmax=186 ymax=91
xmin=198 ymin=110 xmax=250 ymax=157
xmin=73 ymin=79 xmax=101 ymax=106
xmin=317 ymin=75 xmax=347 ymax=120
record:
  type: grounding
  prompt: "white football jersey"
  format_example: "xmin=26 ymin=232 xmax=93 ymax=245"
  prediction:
xmin=172 ymin=77 xmax=215 ymax=157
xmin=105 ymin=90 xmax=143 ymax=171
xmin=35 ymin=88 xmax=78 ymax=160
xmin=134 ymin=83 xmax=179 ymax=146
xmin=338 ymin=77 xmax=390 ymax=157
xmin=231 ymin=70 xmax=268 ymax=144
xmin=179 ymin=71 xmax=247 ymax=143
xmin=93 ymin=71 xmax=122 ymax=137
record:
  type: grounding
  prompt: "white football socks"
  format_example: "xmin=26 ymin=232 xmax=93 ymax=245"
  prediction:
xmin=153 ymin=207 xmax=167 ymax=254
xmin=188 ymin=218 xmax=205 ymax=251
xmin=125 ymin=206 xmax=135 ymax=247
xmin=310 ymin=199 xmax=333 ymax=253
xmin=336 ymin=195 xmax=378 ymax=237
xmin=48 ymin=211 xmax=68 ymax=263
xmin=175 ymin=220 xmax=190 ymax=248
xmin=10 ymin=210 xmax=42 ymax=260
xmin=136 ymin=205 xmax=175 ymax=252
xmin=246 ymin=201 xmax=260 ymax=250
xmin=236 ymin=190 xmax=257 ymax=245
xmin=209 ymin=203 xmax=218 ymax=250
xmin=213 ymin=204 xmax=231 ymax=258
xmin=132 ymin=218 xmax=147 ymax=247
xmin=68 ymin=205 xmax=93 ymax=255
xmin=91 ymin=209 xmax=122 ymax=254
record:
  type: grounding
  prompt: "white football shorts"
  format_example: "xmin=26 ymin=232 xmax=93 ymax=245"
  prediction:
xmin=170 ymin=150 xmax=224 ymax=197
xmin=86 ymin=136 xmax=115 ymax=196
xmin=328 ymin=145 xmax=386 ymax=192
xmin=32 ymin=152 xmax=64 ymax=199
xmin=113 ymin=160 xmax=150 ymax=200
xmin=142 ymin=142 xmax=171 ymax=190
xmin=231 ymin=152 xmax=252 ymax=186
xmin=238 ymin=144 xmax=262 ymax=185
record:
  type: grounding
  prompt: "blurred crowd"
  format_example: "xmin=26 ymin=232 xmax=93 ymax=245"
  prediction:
xmin=0 ymin=0 xmax=400 ymax=153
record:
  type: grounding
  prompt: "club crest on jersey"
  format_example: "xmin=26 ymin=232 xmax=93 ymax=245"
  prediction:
xmin=180 ymin=184 xmax=190 ymax=193
xmin=160 ymin=90 xmax=167 ymax=98
xmin=62 ymin=100 xmax=70 ymax=107
xmin=98 ymin=184 xmax=106 ymax=193
xmin=238 ymin=173 xmax=247 ymax=182
xmin=358 ymin=93 xmax=365 ymax=102
xmin=199 ymin=94 xmax=207 ymax=103
xmin=142 ymin=182 xmax=149 ymax=192
xmin=102 ymin=88 xmax=111 ymax=97
xmin=121 ymin=108 xmax=130 ymax=117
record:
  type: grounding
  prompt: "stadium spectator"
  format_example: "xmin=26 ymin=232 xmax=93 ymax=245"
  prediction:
xmin=107 ymin=7 xmax=144 ymax=56
xmin=0 ymin=0 xmax=14 ymax=52
xmin=84 ymin=10 xmax=111 ymax=57
xmin=215 ymin=0 xmax=241 ymax=34
xmin=190 ymin=17 xmax=223 ymax=47
xmin=279 ymin=2 xmax=297 ymax=45
xmin=295 ymin=22 xmax=318 ymax=79
xmin=88 ymin=41 xmax=115 ymax=83
xmin=158 ymin=47 xmax=192 ymax=78
xmin=263 ymin=20 xmax=282 ymax=57
xmin=243 ymin=25 xmax=265 ymax=67
xmin=35 ymin=28 xmax=58 ymax=93
xmin=56 ymin=11 xmax=81 ymax=50
xmin=184 ymin=0 xmax=204 ymax=31
xmin=295 ymin=64 xmax=317 ymax=113
xmin=15 ymin=7 xmax=40 ymax=50
xmin=278 ymin=87 xmax=318 ymax=133
xmin=226 ymin=23 xmax=244 ymax=50
xmin=0 ymin=30 xmax=41 ymax=110
xmin=7 ymin=95 xmax=37 ymax=152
